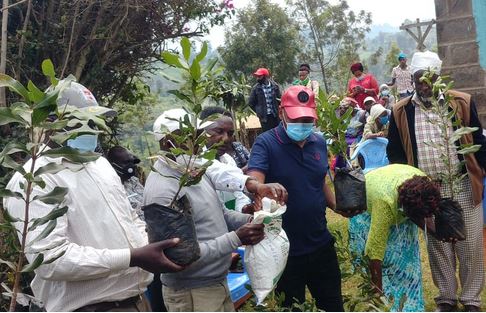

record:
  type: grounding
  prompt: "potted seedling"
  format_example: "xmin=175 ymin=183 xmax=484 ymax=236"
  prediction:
xmin=418 ymin=71 xmax=481 ymax=241
xmin=143 ymin=38 xmax=221 ymax=266
xmin=316 ymin=90 xmax=367 ymax=214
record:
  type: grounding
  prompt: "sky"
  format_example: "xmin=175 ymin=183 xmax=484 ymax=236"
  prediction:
xmin=204 ymin=0 xmax=437 ymax=48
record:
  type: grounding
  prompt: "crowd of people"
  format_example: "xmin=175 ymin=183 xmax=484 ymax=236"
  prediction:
xmin=2 ymin=49 xmax=486 ymax=313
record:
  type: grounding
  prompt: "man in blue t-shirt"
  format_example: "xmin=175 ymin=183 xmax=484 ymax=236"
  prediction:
xmin=248 ymin=85 xmax=350 ymax=311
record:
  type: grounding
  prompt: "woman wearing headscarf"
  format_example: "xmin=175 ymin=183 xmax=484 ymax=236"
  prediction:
xmin=350 ymin=164 xmax=445 ymax=311
xmin=362 ymin=104 xmax=390 ymax=140
xmin=332 ymin=97 xmax=366 ymax=170
xmin=347 ymin=62 xmax=379 ymax=109
xmin=378 ymin=84 xmax=396 ymax=110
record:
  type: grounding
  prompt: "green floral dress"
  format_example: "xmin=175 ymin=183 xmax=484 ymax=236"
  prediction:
xmin=349 ymin=164 xmax=426 ymax=311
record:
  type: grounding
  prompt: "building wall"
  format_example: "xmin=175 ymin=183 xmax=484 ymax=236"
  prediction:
xmin=435 ymin=0 xmax=486 ymax=126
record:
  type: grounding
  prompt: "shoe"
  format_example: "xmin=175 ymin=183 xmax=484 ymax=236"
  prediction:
xmin=436 ymin=303 xmax=458 ymax=312
xmin=464 ymin=305 xmax=481 ymax=312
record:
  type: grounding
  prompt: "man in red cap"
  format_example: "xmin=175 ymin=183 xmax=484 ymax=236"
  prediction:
xmin=247 ymin=85 xmax=351 ymax=311
xmin=249 ymin=67 xmax=281 ymax=131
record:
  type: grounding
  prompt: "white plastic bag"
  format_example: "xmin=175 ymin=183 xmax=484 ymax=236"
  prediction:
xmin=244 ymin=198 xmax=290 ymax=304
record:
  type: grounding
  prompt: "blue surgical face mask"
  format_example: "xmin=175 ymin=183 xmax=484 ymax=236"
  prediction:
xmin=67 ymin=134 xmax=98 ymax=152
xmin=284 ymin=118 xmax=314 ymax=142
xmin=379 ymin=115 xmax=389 ymax=125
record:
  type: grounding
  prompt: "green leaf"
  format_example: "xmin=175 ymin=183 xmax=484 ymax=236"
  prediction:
xmin=21 ymin=253 xmax=44 ymax=272
xmin=0 ymin=74 xmax=29 ymax=101
xmin=0 ymin=258 xmax=15 ymax=270
xmin=33 ymin=187 xmax=68 ymax=205
xmin=30 ymin=219 xmax=56 ymax=243
xmin=49 ymin=124 xmax=102 ymax=145
xmin=0 ymin=107 xmax=28 ymax=126
xmin=34 ymin=162 xmax=67 ymax=176
xmin=168 ymin=90 xmax=192 ymax=103
xmin=41 ymin=59 xmax=55 ymax=78
xmin=2 ymin=208 xmax=21 ymax=223
xmin=0 ymin=189 xmax=24 ymax=200
xmin=0 ymin=155 xmax=26 ymax=175
xmin=190 ymin=61 xmax=201 ymax=80
xmin=43 ymin=250 xmax=66 ymax=264
xmin=457 ymin=144 xmax=481 ymax=155
xmin=38 ymin=119 xmax=69 ymax=130
xmin=200 ymin=148 xmax=217 ymax=161
xmin=27 ymin=80 xmax=46 ymax=103
xmin=32 ymin=89 xmax=59 ymax=126
xmin=195 ymin=42 xmax=208 ymax=63
xmin=450 ymin=126 xmax=479 ymax=142
xmin=0 ymin=142 xmax=28 ymax=157
xmin=40 ymin=147 xmax=100 ymax=163
xmin=29 ymin=205 xmax=68 ymax=231
xmin=181 ymin=37 xmax=191 ymax=61
xmin=161 ymin=51 xmax=183 ymax=68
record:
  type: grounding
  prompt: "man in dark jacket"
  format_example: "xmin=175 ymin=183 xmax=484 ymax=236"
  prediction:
xmin=249 ymin=68 xmax=281 ymax=131
xmin=387 ymin=51 xmax=486 ymax=312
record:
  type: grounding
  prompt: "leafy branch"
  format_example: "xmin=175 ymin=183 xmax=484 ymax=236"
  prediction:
xmin=154 ymin=37 xmax=221 ymax=211
xmin=0 ymin=60 xmax=107 ymax=311
xmin=419 ymin=71 xmax=480 ymax=200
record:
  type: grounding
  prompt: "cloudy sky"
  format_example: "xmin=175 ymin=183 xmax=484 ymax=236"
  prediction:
xmin=204 ymin=0 xmax=436 ymax=47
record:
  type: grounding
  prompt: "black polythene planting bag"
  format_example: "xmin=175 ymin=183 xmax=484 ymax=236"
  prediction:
xmin=334 ymin=167 xmax=367 ymax=213
xmin=434 ymin=198 xmax=466 ymax=241
xmin=143 ymin=195 xmax=200 ymax=266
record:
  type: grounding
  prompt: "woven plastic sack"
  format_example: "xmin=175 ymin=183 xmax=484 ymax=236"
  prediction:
xmin=244 ymin=198 xmax=289 ymax=305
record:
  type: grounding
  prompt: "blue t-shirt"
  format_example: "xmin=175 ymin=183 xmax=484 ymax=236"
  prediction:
xmin=248 ymin=123 xmax=332 ymax=256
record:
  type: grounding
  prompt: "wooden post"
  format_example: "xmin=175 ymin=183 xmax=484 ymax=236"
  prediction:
xmin=400 ymin=18 xmax=436 ymax=51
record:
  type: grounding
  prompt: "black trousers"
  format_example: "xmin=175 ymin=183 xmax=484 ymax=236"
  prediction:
xmin=276 ymin=241 xmax=344 ymax=312
xmin=261 ymin=115 xmax=280 ymax=132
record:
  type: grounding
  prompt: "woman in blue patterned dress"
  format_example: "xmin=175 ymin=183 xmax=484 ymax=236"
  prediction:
xmin=349 ymin=164 xmax=443 ymax=311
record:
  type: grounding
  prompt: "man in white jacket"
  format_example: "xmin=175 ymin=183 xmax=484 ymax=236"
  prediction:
xmin=4 ymin=82 xmax=183 ymax=312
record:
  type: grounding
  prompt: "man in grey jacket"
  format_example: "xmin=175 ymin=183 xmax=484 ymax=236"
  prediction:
xmin=145 ymin=109 xmax=287 ymax=311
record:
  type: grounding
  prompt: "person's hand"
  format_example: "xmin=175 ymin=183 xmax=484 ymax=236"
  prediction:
xmin=254 ymin=182 xmax=288 ymax=209
xmin=242 ymin=203 xmax=256 ymax=215
xmin=377 ymin=131 xmax=385 ymax=137
xmin=130 ymin=238 xmax=186 ymax=273
xmin=236 ymin=223 xmax=265 ymax=245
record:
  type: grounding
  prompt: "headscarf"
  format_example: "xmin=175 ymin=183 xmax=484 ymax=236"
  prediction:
xmin=398 ymin=52 xmax=407 ymax=60
xmin=368 ymin=104 xmax=387 ymax=123
xmin=410 ymin=50 xmax=442 ymax=74
xmin=350 ymin=62 xmax=363 ymax=73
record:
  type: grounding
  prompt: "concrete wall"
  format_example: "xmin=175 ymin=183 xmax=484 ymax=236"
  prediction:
xmin=435 ymin=0 xmax=486 ymax=126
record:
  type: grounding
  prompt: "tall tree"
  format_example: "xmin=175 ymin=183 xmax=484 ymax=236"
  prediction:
xmin=219 ymin=0 xmax=300 ymax=84
xmin=2 ymin=0 xmax=233 ymax=106
xmin=288 ymin=0 xmax=371 ymax=93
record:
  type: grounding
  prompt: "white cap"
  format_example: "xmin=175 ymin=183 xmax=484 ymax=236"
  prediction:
xmin=410 ymin=50 xmax=442 ymax=75
xmin=153 ymin=108 xmax=214 ymax=141
xmin=57 ymin=81 xmax=116 ymax=117
xmin=364 ymin=96 xmax=376 ymax=105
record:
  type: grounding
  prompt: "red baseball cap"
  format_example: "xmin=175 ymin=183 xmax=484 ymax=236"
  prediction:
xmin=281 ymin=86 xmax=317 ymax=120
xmin=253 ymin=68 xmax=270 ymax=76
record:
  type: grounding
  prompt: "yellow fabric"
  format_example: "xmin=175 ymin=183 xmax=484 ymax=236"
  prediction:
xmin=364 ymin=164 xmax=426 ymax=261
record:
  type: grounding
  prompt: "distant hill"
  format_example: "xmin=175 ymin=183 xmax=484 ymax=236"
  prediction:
xmin=367 ymin=24 xmax=399 ymax=39
xmin=361 ymin=22 xmax=438 ymax=84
